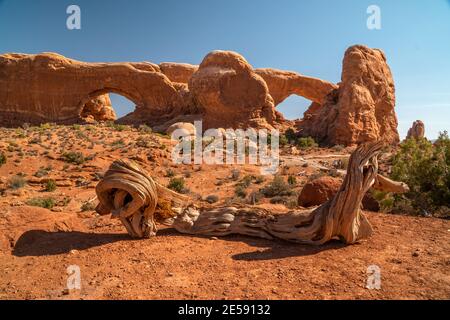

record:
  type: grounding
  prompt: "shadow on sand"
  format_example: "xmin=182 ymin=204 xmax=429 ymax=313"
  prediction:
xmin=13 ymin=228 xmax=348 ymax=260
xmin=157 ymin=228 xmax=348 ymax=261
xmin=13 ymin=230 xmax=131 ymax=257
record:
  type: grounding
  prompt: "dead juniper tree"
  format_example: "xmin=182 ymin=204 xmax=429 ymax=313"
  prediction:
xmin=95 ymin=141 xmax=408 ymax=245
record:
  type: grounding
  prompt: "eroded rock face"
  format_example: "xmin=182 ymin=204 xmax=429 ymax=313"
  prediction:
xmin=159 ymin=63 xmax=198 ymax=84
xmin=0 ymin=53 xmax=183 ymax=126
xmin=0 ymin=47 xmax=400 ymax=145
xmin=406 ymin=120 xmax=425 ymax=139
xmin=80 ymin=94 xmax=116 ymax=122
xmin=255 ymin=68 xmax=337 ymax=105
xmin=297 ymin=45 xmax=400 ymax=146
xmin=189 ymin=50 xmax=281 ymax=129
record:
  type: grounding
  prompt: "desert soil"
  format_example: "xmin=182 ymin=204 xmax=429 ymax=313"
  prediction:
xmin=0 ymin=124 xmax=449 ymax=300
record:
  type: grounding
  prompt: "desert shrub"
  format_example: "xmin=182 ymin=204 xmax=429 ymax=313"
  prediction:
xmin=108 ymin=123 xmax=128 ymax=132
xmin=279 ymin=134 xmax=289 ymax=147
xmin=231 ymin=169 xmax=240 ymax=181
xmin=168 ymin=177 xmax=186 ymax=193
xmin=8 ymin=175 xmax=27 ymax=189
xmin=332 ymin=144 xmax=345 ymax=152
xmin=80 ymin=201 xmax=96 ymax=212
xmin=111 ymin=139 xmax=125 ymax=147
xmin=284 ymin=128 xmax=297 ymax=143
xmin=248 ymin=191 xmax=264 ymax=204
xmin=136 ymin=137 xmax=150 ymax=148
xmin=165 ymin=169 xmax=175 ymax=177
xmin=62 ymin=151 xmax=85 ymax=165
xmin=287 ymin=175 xmax=297 ymax=185
xmin=0 ymin=152 xmax=6 ymax=167
xmin=235 ymin=185 xmax=247 ymax=198
xmin=269 ymin=195 xmax=298 ymax=208
xmin=138 ymin=124 xmax=153 ymax=134
xmin=34 ymin=166 xmax=52 ymax=178
xmin=297 ymin=136 xmax=318 ymax=149
xmin=240 ymin=175 xmax=254 ymax=188
xmin=386 ymin=132 xmax=450 ymax=217
xmin=44 ymin=180 xmax=57 ymax=192
xmin=254 ymin=175 xmax=265 ymax=184
xmin=26 ymin=197 xmax=55 ymax=209
xmin=261 ymin=175 xmax=293 ymax=197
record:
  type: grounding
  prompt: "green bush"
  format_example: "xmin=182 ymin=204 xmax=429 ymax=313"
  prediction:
xmin=168 ymin=177 xmax=187 ymax=193
xmin=261 ymin=175 xmax=293 ymax=197
xmin=62 ymin=151 xmax=85 ymax=165
xmin=235 ymin=185 xmax=247 ymax=198
xmin=279 ymin=134 xmax=289 ymax=147
xmin=297 ymin=136 xmax=318 ymax=149
xmin=387 ymin=132 xmax=450 ymax=217
xmin=80 ymin=201 xmax=96 ymax=212
xmin=284 ymin=128 xmax=297 ymax=143
xmin=287 ymin=175 xmax=297 ymax=185
xmin=44 ymin=179 xmax=57 ymax=192
xmin=26 ymin=197 xmax=56 ymax=209
xmin=9 ymin=175 xmax=27 ymax=189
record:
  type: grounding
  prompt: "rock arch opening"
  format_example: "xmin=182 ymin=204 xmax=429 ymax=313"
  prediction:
xmin=78 ymin=88 xmax=142 ymax=123
xmin=276 ymin=94 xmax=313 ymax=120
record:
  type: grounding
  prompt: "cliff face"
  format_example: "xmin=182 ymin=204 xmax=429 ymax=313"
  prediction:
xmin=0 ymin=46 xmax=400 ymax=145
xmin=297 ymin=45 xmax=399 ymax=146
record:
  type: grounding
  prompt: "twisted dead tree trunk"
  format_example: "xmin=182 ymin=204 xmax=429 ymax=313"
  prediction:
xmin=96 ymin=141 xmax=404 ymax=245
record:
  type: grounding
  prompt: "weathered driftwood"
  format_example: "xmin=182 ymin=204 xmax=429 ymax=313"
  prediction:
xmin=95 ymin=160 xmax=188 ymax=238
xmin=96 ymin=141 xmax=404 ymax=245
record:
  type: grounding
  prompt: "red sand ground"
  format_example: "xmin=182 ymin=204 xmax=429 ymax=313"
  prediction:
xmin=0 ymin=125 xmax=449 ymax=299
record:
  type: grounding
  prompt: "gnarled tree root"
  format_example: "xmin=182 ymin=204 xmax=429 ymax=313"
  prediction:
xmin=96 ymin=141 xmax=404 ymax=245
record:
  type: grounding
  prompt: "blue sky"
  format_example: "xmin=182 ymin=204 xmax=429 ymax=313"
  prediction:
xmin=0 ymin=0 xmax=449 ymax=139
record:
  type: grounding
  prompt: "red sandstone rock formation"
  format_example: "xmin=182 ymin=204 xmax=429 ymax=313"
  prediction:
xmin=406 ymin=120 xmax=425 ymax=139
xmin=189 ymin=50 xmax=281 ymax=129
xmin=297 ymin=45 xmax=400 ymax=146
xmin=0 ymin=46 xmax=400 ymax=146
xmin=0 ymin=53 xmax=183 ymax=126
xmin=255 ymin=68 xmax=337 ymax=105
xmin=159 ymin=62 xmax=198 ymax=84
xmin=80 ymin=94 xmax=116 ymax=122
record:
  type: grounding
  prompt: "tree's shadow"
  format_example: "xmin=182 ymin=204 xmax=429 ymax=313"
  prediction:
xmin=13 ymin=230 xmax=131 ymax=257
xmin=157 ymin=228 xmax=348 ymax=261
xmin=13 ymin=228 xmax=348 ymax=260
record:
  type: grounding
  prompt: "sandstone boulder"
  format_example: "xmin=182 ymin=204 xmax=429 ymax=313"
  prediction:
xmin=297 ymin=45 xmax=400 ymax=146
xmin=298 ymin=176 xmax=341 ymax=207
xmin=298 ymin=175 xmax=380 ymax=211
xmin=406 ymin=120 xmax=425 ymax=139
xmin=166 ymin=122 xmax=197 ymax=138
xmin=80 ymin=94 xmax=116 ymax=122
